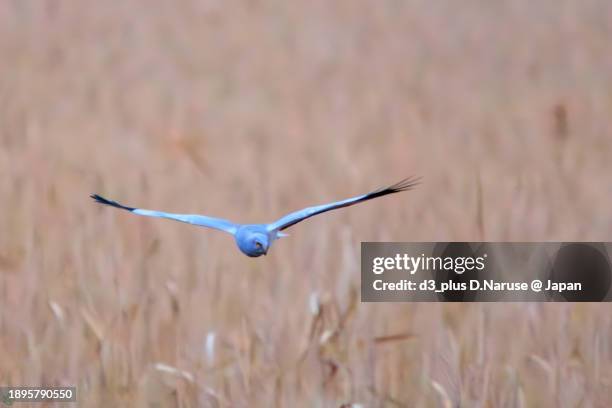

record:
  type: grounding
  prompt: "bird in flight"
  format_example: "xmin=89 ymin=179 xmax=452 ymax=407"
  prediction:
xmin=91 ymin=177 xmax=420 ymax=257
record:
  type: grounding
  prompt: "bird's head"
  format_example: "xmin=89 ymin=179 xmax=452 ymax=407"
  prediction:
xmin=247 ymin=233 xmax=269 ymax=257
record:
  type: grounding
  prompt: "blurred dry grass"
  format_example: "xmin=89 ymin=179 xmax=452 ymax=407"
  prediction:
xmin=1 ymin=0 xmax=612 ymax=406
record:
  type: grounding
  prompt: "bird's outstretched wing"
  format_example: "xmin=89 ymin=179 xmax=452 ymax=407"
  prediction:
xmin=90 ymin=194 xmax=238 ymax=235
xmin=267 ymin=177 xmax=421 ymax=232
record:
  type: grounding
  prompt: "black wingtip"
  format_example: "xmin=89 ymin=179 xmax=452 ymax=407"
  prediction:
xmin=387 ymin=176 xmax=422 ymax=193
xmin=90 ymin=193 xmax=135 ymax=211
xmin=370 ymin=176 xmax=422 ymax=196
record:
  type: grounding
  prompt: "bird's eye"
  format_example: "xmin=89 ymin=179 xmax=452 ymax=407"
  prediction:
xmin=255 ymin=242 xmax=263 ymax=249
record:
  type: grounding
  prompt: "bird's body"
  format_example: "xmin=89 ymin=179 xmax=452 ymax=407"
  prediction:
xmin=234 ymin=224 xmax=275 ymax=257
xmin=91 ymin=177 xmax=420 ymax=257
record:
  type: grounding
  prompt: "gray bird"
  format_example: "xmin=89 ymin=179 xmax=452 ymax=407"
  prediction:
xmin=91 ymin=177 xmax=420 ymax=257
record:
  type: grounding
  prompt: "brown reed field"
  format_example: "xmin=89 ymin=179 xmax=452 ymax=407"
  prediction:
xmin=1 ymin=0 xmax=612 ymax=406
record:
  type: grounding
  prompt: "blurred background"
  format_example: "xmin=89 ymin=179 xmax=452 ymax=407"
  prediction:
xmin=1 ymin=0 xmax=612 ymax=406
